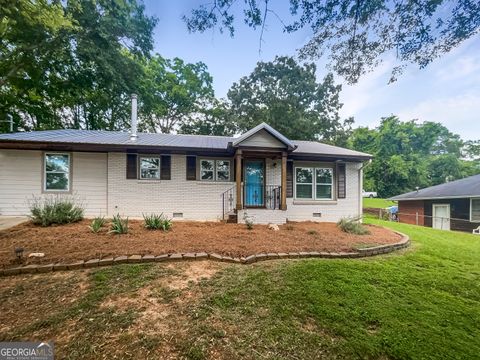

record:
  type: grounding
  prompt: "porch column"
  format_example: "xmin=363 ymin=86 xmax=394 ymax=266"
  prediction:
xmin=235 ymin=150 xmax=243 ymax=210
xmin=281 ymin=151 xmax=287 ymax=210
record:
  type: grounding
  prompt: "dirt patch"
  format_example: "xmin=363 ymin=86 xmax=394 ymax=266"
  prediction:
xmin=0 ymin=271 xmax=88 ymax=335
xmin=0 ymin=220 xmax=402 ymax=267
xmin=166 ymin=261 xmax=220 ymax=290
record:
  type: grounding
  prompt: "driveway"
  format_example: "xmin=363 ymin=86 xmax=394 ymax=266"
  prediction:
xmin=0 ymin=217 xmax=29 ymax=230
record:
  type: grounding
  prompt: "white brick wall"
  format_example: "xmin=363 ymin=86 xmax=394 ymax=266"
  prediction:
xmin=107 ymin=153 xmax=235 ymax=220
xmin=285 ymin=162 xmax=362 ymax=223
xmin=240 ymin=161 xmax=362 ymax=224
xmin=0 ymin=150 xmax=107 ymax=216
xmin=0 ymin=150 xmax=362 ymax=223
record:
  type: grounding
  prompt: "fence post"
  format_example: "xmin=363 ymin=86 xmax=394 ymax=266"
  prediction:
xmin=379 ymin=208 xmax=382 ymax=219
xmin=416 ymin=212 xmax=419 ymax=225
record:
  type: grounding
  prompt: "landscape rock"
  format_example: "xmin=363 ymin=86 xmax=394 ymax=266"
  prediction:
xmin=267 ymin=223 xmax=280 ymax=231
xmin=28 ymin=252 xmax=45 ymax=258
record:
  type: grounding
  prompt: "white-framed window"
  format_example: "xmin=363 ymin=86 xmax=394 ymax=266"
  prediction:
xmin=139 ymin=157 xmax=160 ymax=179
xmin=200 ymin=159 xmax=215 ymax=180
xmin=44 ymin=153 xmax=70 ymax=191
xmin=295 ymin=167 xmax=313 ymax=199
xmin=316 ymin=168 xmax=333 ymax=199
xmin=216 ymin=160 xmax=230 ymax=181
xmin=295 ymin=166 xmax=333 ymax=200
xmin=471 ymin=198 xmax=480 ymax=222
xmin=200 ymin=159 xmax=231 ymax=181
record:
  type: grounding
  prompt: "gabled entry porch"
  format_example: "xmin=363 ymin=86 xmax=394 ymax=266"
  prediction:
xmin=221 ymin=148 xmax=288 ymax=222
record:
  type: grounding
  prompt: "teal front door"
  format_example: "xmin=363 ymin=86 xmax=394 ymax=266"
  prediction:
xmin=244 ymin=160 xmax=265 ymax=207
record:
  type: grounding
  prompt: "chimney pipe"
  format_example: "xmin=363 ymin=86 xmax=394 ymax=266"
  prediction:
xmin=130 ymin=94 xmax=138 ymax=141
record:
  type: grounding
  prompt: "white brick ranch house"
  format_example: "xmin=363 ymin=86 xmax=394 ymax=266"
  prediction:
xmin=0 ymin=119 xmax=371 ymax=224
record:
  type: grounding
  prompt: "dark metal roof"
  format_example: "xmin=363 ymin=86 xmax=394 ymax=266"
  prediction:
xmin=390 ymin=174 xmax=480 ymax=201
xmin=0 ymin=129 xmax=372 ymax=159
xmin=0 ymin=129 xmax=231 ymax=149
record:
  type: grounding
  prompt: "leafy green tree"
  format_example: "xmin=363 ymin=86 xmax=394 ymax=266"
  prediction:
xmin=184 ymin=0 xmax=480 ymax=83
xmin=138 ymin=55 xmax=214 ymax=133
xmin=0 ymin=0 xmax=157 ymax=132
xmin=350 ymin=116 xmax=476 ymax=197
xmin=226 ymin=56 xmax=352 ymax=142
xmin=464 ymin=140 xmax=480 ymax=161
xmin=179 ymin=98 xmax=236 ymax=136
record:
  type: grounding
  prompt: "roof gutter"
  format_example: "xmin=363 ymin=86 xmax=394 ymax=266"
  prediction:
xmin=390 ymin=195 xmax=480 ymax=201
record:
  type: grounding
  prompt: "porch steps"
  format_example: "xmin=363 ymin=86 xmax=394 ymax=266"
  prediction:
xmin=226 ymin=213 xmax=238 ymax=223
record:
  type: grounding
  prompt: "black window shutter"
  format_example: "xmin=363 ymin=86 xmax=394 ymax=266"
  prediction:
xmin=160 ymin=155 xmax=171 ymax=180
xmin=186 ymin=156 xmax=196 ymax=180
xmin=337 ymin=163 xmax=346 ymax=199
xmin=286 ymin=161 xmax=293 ymax=198
xmin=126 ymin=154 xmax=137 ymax=179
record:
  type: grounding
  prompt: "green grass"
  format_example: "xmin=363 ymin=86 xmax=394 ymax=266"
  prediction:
xmin=363 ymin=197 xmax=397 ymax=208
xmin=179 ymin=219 xmax=480 ymax=359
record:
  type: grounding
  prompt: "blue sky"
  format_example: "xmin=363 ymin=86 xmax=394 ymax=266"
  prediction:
xmin=143 ymin=1 xmax=480 ymax=141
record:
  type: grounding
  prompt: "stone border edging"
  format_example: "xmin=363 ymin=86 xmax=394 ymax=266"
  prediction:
xmin=0 ymin=231 xmax=409 ymax=277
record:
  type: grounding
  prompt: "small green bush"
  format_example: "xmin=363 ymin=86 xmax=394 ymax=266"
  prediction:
xmin=109 ymin=214 xmax=129 ymax=234
xmin=29 ymin=195 xmax=84 ymax=227
xmin=242 ymin=212 xmax=254 ymax=230
xmin=337 ymin=217 xmax=370 ymax=235
xmin=143 ymin=213 xmax=172 ymax=231
xmin=89 ymin=216 xmax=106 ymax=233
xmin=307 ymin=229 xmax=318 ymax=235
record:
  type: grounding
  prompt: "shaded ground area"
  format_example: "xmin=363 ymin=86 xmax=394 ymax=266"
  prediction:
xmin=0 ymin=220 xmax=479 ymax=359
xmin=0 ymin=220 xmax=401 ymax=267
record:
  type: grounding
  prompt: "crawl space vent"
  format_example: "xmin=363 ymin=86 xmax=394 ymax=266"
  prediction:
xmin=173 ymin=212 xmax=183 ymax=218
xmin=313 ymin=212 xmax=322 ymax=218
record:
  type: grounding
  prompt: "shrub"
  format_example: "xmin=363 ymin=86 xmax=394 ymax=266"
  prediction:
xmin=29 ymin=195 xmax=84 ymax=227
xmin=285 ymin=224 xmax=295 ymax=231
xmin=89 ymin=216 xmax=106 ymax=233
xmin=337 ymin=217 xmax=371 ymax=235
xmin=143 ymin=213 xmax=172 ymax=231
xmin=109 ymin=214 xmax=129 ymax=234
xmin=243 ymin=212 xmax=254 ymax=230
xmin=307 ymin=229 xmax=318 ymax=235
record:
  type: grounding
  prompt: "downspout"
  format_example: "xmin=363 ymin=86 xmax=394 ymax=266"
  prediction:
xmin=358 ymin=159 xmax=373 ymax=221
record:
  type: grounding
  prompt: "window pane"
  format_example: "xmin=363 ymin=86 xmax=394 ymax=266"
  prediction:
xmin=296 ymin=168 xmax=312 ymax=184
xmin=316 ymin=168 xmax=332 ymax=184
xmin=201 ymin=160 xmax=214 ymax=171
xmin=217 ymin=160 xmax=230 ymax=181
xmin=217 ymin=160 xmax=229 ymax=172
xmin=140 ymin=158 xmax=159 ymax=169
xmin=46 ymin=173 xmax=69 ymax=190
xmin=296 ymin=184 xmax=313 ymax=199
xmin=217 ymin=171 xmax=229 ymax=181
xmin=201 ymin=170 xmax=214 ymax=180
xmin=472 ymin=199 xmax=480 ymax=221
xmin=141 ymin=169 xmax=160 ymax=179
xmin=316 ymin=184 xmax=332 ymax=199
xmin=46 ymin=154 xmax=69 ymax=172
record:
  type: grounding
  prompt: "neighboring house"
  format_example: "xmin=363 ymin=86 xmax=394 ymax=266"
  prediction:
xmin=391 ymin=174 xmax=480 ymax=232
xmin=0 ymin=108 xmax=371 ymax=224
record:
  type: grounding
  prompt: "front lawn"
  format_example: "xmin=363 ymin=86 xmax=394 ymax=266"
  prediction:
xmin=1 ymin=220 xmax=479 ymax=359
xmin=363 ymin=197 xmax=397 ymax=208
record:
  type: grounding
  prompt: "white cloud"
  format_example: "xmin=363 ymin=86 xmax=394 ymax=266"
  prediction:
xmin=398 ymin=92 xmax=480 ymax=140
xmin=435 ymin=55 xmax=480 ymax=83
xmin=339 ymin=60 xmax=393 ymax=122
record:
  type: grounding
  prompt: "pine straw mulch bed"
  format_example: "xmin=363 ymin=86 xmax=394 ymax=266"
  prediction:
xmin=0 ymin=220 xmax=402 ymax=268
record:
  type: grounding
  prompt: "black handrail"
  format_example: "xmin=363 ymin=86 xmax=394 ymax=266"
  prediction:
xmin=243 ymin=184 xmax=281 ymax=209
xmin=221 ymin=186 xmax=236 ymax=220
